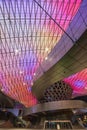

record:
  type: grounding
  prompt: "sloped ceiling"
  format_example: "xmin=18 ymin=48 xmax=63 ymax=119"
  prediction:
xmin=0 ymin=0 xmax=83 ymax=107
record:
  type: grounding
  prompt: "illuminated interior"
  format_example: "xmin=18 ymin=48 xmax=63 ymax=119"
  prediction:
xmin=0 ymin=0 xmax=82 ymax=107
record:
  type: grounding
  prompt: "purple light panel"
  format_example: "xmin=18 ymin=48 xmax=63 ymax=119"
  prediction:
xmin=0 ymin=0 xmax=82 ymax=107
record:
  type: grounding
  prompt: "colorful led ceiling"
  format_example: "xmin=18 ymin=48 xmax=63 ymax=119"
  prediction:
xmin=0 ymin=0 xmax=82 ymax=107
xmin=63 ymin=68 xmax=87 ymax=95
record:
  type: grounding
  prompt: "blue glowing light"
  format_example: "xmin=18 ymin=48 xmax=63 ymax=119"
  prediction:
xmin=74 ymin=80 xmax=85 ymax=88
xmin=28 ymin=87 xmax=31 ymax=92
xmin=25 ymin=75 xmax=32 ymax=81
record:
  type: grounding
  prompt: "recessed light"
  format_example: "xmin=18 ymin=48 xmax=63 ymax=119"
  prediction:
xmin=45 ymin=57 xmax=48 ymax=60
xmin=15 ymin=49 xmax=19 ymax=55
xmin=23 ymin=83 xmax=26 ymax=86
xmin=1 ymin=88 xmax=4 ymax=92
xmin=31 ymin=82 xmax=33 ymax=86
xmin=45 ymin=47 xmax=49 ymax=52
xmin=20 ymin=71 xmax=23 ymax=74
xmin=34 ymin=73 xmax=36 ymax=76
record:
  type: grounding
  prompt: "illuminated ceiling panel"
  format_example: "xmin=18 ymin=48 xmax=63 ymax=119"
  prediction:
xmin=0 ymin=0 xmax=82 ymax=107
xmin=63 ymin=68 xmax=87 ymax=95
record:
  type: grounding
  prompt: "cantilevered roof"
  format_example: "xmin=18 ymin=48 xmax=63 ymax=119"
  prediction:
xmin=0 ymin=0 xmax=85 ymax=107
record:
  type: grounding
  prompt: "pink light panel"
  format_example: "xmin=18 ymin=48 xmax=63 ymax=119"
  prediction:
xmin=0 ymin=0 xmax=82 ymax=107
xmin=63 ymin=68 xmax=87 ymax=95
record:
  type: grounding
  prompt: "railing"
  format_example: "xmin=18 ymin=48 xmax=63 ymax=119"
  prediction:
xmin=0 ymin=128 xmax=83 ymax=130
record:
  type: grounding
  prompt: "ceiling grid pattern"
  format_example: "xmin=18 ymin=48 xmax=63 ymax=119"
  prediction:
xmin=0 ymin=0 xmax=82 ymax=107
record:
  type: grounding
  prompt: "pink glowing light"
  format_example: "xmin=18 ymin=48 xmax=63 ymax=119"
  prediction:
xmin=63 ymin=68 xmax=87 ymax=95
xmin=0 ymin=0 xmax=82 ymax=107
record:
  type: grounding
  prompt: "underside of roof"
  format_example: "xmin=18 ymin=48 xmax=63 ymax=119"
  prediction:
xmin=0 ymin=0 xmax=87 ymax=107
